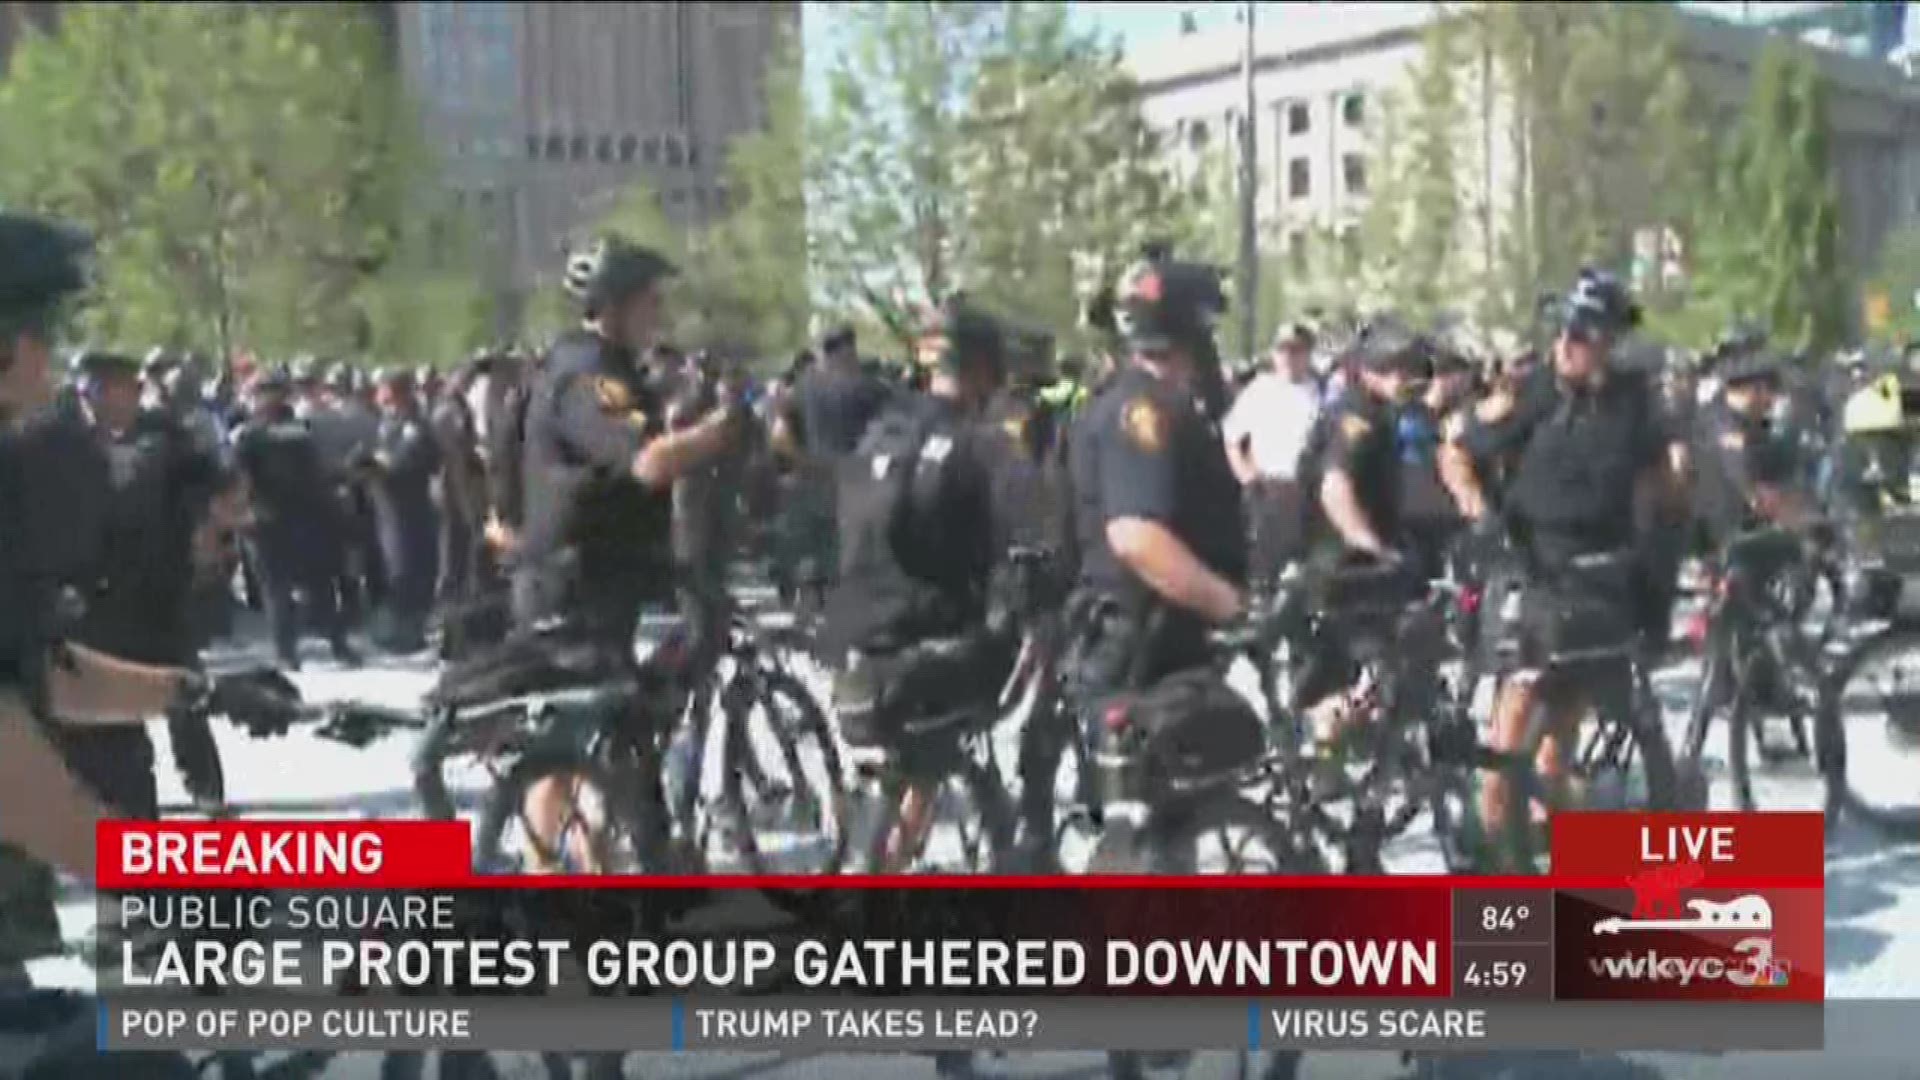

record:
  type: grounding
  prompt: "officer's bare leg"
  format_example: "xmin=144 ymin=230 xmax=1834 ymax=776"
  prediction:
xmin=0 ymin=691 xmax=107 ymax=879
xmin=521 ymin=776 xmax=594 ymax=873
xmin=1481 ymin=673 xmax=1540 ymax=865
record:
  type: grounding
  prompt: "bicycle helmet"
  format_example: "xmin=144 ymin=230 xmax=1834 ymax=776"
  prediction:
xmin=562 ymin=234 xmax=676 ymax=316
xmin=0 ymin=212 xmax=90 ymax=337
xmin=916 ymin=295 xmax=1006 ymax=376
xmin=1556 ymin=268 xmax=1641 ymax=342
xmin=1112 ymin=247 xmax=1228 ymax=354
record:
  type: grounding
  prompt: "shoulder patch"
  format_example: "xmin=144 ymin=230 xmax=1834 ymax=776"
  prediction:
xmin=1121 ymin=396 xmax=1168 ymax=453
xmin=1719 ymin=430 xmax=1746 ymax=451
xmin=594 ymin=376 xmax=632 ymax=415
xmin=1340 ymin=413 xmax=1372 ymax=440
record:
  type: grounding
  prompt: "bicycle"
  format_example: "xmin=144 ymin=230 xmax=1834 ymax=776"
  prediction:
xmin=1679 ymin=525 xmax=1839 ymax=813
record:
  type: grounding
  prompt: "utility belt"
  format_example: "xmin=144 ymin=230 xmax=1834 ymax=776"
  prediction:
xmin=1490 ymin=545 xmax=1645 ymax=670
xmin=1062 ymin=591 xmax=1263 ymax=806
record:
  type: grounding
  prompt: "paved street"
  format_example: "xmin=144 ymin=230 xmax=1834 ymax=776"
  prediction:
xmin=28 ymin=608 xmax=1920 ymax=1078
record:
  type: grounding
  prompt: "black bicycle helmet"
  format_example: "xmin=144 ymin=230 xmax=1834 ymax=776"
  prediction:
xmin=1348 ymin=314 xmax=1430 ymax=375
xmin=562 ymin=234 xmax=676 ymax=316
xmin=1557 ymin=268 xmax=1641 ymax=341
xmin=1112 ymin=247 xmax=1228 ymax=354
xmin=0 ymin=212 xmax=90 ymax=334
xmin=917 ymin=294 xmax=1006 ymax=375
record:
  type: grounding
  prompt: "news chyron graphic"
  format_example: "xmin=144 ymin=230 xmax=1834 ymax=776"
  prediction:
xmin=91 ymin=813 xmax=1824 ymax=1058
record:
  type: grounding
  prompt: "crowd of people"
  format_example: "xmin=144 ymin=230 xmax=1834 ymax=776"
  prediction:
xmin=3 ymin=206 xmax=1918 ymax=962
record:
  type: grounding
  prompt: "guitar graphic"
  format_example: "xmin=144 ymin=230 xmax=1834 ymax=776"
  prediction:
xmin=1592 ymin=895 xmax=1773 ymax=936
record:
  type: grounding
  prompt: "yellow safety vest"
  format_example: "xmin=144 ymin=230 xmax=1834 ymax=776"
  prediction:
xmin=1843 ymin=374 xmax=1905 ymax=434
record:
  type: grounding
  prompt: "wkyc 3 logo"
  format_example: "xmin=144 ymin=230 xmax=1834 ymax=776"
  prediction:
xmin=1588 ymin=894 xmax=1790 ymax=988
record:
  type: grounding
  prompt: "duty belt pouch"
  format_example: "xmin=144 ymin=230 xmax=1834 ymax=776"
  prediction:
xmin=1523 ymin=554 xmax=1639 ymax=668
xmin=1094 ymin=669 xmax=1265 ymax=805
xmin=832 ymin=637 xmax=996 ymax=750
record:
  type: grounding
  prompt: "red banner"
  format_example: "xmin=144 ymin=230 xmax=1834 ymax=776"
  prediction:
xmin=97 ymin=820 xmax=473 ymax=890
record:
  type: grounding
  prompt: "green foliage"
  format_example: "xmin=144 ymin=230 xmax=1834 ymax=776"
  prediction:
xmin=1686 ymin=40 xmax=1847 ymax=353
xmin=958 ymin=2 xmax=1195 ymax=353
xmin=811 ymin=2 xmax=1000 ymax=317
xmin=1361 ymin=6 xmax=1464 ymax=323
xmin=0 ymin=2 xmax=491 ymax=362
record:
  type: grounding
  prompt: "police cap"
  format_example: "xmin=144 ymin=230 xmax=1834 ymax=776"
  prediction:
xmin=0 ymin=212 xmax=90 ymax=329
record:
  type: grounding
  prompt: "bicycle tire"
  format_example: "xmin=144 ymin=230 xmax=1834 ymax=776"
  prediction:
xmin=1818 ymin=625 xmax=1920 ymax=833
xmin=472 ymin=748 xmax=663 ymax=875
xmin=863 ymin=751 xmax=1016 ymax=874
xmin=723 ymin=666 xmax=852 ymax=884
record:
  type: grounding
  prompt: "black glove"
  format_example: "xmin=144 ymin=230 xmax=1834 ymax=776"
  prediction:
xmin=179 ymin=668 xmax=304 ymax=738
xmin=165 ymin=703 xmax=226 ymax=807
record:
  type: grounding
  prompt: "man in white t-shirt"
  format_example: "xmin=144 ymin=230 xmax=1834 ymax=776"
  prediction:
xmin=1224 ymin=321 xmax=1323 ymax=585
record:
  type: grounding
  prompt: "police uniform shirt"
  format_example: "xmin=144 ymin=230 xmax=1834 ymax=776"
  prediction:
xmin=520 ymin=329 xmax=670 ymax=598
xmin=1307 ymin=387 xmax=1402 ymax=547
xmin=0 ymin=428 xmax=45 ymax=697
xmin=233 ymin=415 xmax=333 ymax=530
xmin=1458 ymin=365 xmax=1664 ymax=553
xmin=1694 ymin=400 xmax=1794 ymax=547
xmin=1073 ymin=365 xmax=1248 ymax=607
xmin=787 ymin=365 xmax=893 ymax=459
xmin=76 ymin=411 xmax=219 ymax=662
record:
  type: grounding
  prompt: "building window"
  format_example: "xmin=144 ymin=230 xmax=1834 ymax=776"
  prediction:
xmin=1188 ymin=120 xmax=1210 ymax=151
xmin=595 ymin=135 xmax=613 ymax=163
xmin=664 ymin=136 xmax=684 ymax=168
xmin=1288 ymin=157 xmax=1310 ymax=200
xmin=1287 ymin=101 xmax=1310 ymax=135
xmin=544 ymin=133 xmax=564 ymax=161
xmin=526 ymin=134 xmax=541 ymax=160
xmin=1342 ymin=92 xmax=1365 ymax=127
xmin=1342 ymin=154 xmax=1366 ymax=195
xmin=619 ymin=135 xmax=638 ymax=163
xmin=687 ymin=139 xmax=700 ymax=168
xmin=569 ymin=134 xmax=588 ymax=162
xmin=643 ymin=136 xmax=660 ymax=165
xmin=667 ymin=188 xmax=685 ymax=206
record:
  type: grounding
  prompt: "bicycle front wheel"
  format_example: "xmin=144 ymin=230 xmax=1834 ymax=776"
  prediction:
xmin=1819 ymin=625 xmax=1920 ymax=833
xmin=722 ymin=667 xmax=851 ymax=878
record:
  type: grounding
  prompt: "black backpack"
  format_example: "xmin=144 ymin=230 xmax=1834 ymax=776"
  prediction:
xmin=840 ymin=403 xmax=972 ymax=594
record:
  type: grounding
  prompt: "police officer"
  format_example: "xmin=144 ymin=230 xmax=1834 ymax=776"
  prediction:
xmin=0 ymin=212 xmax=300 ymax=882
xmin=1304 ymin=317 xmax=1428 ymax=571
xmin=1066 ymin=252 xmax=1246 ymax=700
xmin=516 ymin=234 xmax=744 ymax=641
xmin=233 ymin=368 xmax=358 ymax=668
xmin=1694 ymin=349 xmax=1807 ymax=547
xmin=431 ymin=357 xmax=491 ymax=622
xmin=1443 ymin=269 xmax=1684 ymax=868
xmin=47 ymin=349 xmax=229 ymax=818
xmin=508 ymin=235 xmax=743 ymax=894
xmin=359 ymin=368 xmax=441 ymax=653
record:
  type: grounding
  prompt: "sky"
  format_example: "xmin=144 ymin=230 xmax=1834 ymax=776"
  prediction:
xmin=800 ymin=0 xmax=1879 ymax=82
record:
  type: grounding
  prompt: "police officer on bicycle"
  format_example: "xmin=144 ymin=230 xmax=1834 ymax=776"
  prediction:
xmin=1064 ymin=250 xmax=1247 ymax=754
xmin=512 ymin=234 xmax=745 ymax=646
xmin=1441 ymin=269 xmax=1685 ymax=869
xmin=1695 ymin=348 xmax=1809 ymax=548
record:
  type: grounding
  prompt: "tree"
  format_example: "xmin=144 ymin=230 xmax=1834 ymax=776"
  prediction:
xmin=1688 ymin=40 xmax=1847 ymax=353
xmin=707 ymin=29 xmax=813 ymax=362
xmin=1470 ymin=2 xmax=1709 ymax=334
xmin=958 ymin=2 xmax=1194 ymax=352
xmin=0 ymin=3 xmax=469 ymax=361
xmin=810 ymin=3 xmax=1001 ymax=321
xmin=1360 ymin=6 xmax=1464 ymax=324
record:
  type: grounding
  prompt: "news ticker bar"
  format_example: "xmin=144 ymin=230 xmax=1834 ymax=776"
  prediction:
xmin=101 ymin=997 xmax=1823 ymax=1053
